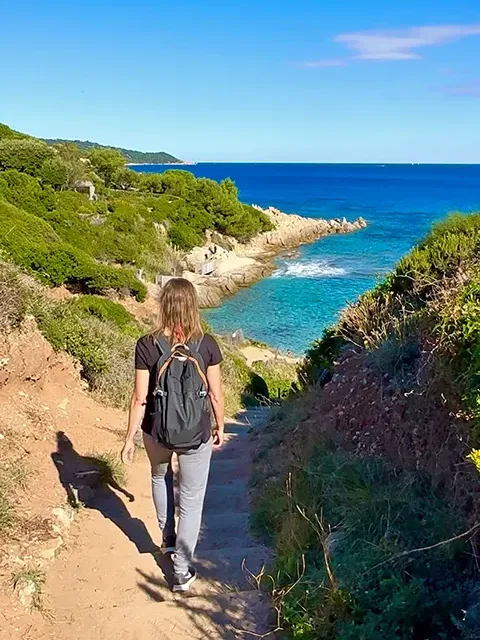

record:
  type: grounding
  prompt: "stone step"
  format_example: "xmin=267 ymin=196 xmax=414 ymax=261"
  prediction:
xmin=203 ymin=479 xmax=251 ymax=513
xmin=66 ymin=590 xmax=274 ymax=640
xmin=208 ymin=459 xmax=253 ymax=483
xmin=211 ymin=441 xmax=252 ymax=463
xmin=196 ymin=512 xmax=255 ymax=550
xmin=146 ymin=545 xmax=271 ymax=598
xmin=194 ymin=545 xmax=271 ymax=593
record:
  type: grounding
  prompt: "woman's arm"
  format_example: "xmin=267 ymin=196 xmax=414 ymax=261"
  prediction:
xmin=121 ymin=369 xmax=149 ymax=464
xmin=207 ymin=363 xmax=225 ymax=448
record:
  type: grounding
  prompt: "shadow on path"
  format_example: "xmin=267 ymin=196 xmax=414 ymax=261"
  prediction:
xmin=51 ymin=431 xmax=157 ymax=555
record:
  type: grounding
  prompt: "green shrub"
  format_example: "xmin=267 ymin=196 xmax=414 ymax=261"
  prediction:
xmin=0 ymin=139 xmax=53 ymax=175
xmin=52 ymin=143 xmax=88 ymax=187
xmin=254 ymin=448 xmax=475 ymax=639
xmin=392 ymin=213 xmax=480 ymax=296
xmin=251 ymin=359 xmax=298 ymax=400
xmin=0 ymin=200 xmax=146 ymax=300
xmin=138 ymin=169 xmax=273 ymax=243
xmin=88 ymin=147 xmax=125 ymax=186
xmin=81 ymin=264 xmax=147 ymax=301
xmin=111 ymin=167 xmax=140 ymax=190
xmin=38 ymin=157 xmax=68 ymax=189
xmin=219 ymin=344 xmax=300 ymax=415
xmin=0 ymin=199 xmax=60 ymax=268
xmin=71 ymin=295 xmax=141 ymax=337
xmin=30 ymin=243 xmax=93 ymax=287
xmin=33 ymin=299 xmax=136 ymax=407
xmin=168 ymin=220 xmax=204 ymax=250
xmin=0 ymin=170 xmax=55 ymax=216
xmin=221 ymin=349 xmax=255 ymax=415
xmin=301 ymin=327 xmax=346 ymax=384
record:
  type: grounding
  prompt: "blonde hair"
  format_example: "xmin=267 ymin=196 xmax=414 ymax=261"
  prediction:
xmin=153 ymin=278 xmax=203 ymax=344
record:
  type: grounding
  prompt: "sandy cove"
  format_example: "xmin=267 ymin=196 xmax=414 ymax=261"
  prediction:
xmin=181 ymin=205 xmax=367 ymax=308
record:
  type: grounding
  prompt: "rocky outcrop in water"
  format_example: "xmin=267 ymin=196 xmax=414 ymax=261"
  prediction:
xmin=180 ymin=206 xmax=367 ymax=308
xmin=249 ymin=205 xmax=367 ymax=251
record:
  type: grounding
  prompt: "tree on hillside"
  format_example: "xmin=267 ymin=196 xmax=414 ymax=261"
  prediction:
xmin=160 ymin=170 xmax=196 ymax=198
xmin=52 ymin=142 xmax=87 ymax=187
xmin=38 ymin=157 xmax=69 ymax=190
xmin=221 ymin=177 xmax=238 ymax=199
xmin=52 ymin=142 xmax=83 ymax=160
xmin=0 ymin=139 xmax=53 ymax=175
xmin=141 ymin=173 xmax=165 ymax=193
xmin=88 ymin=148 xmax=125 ymax=186
xmin=111 ymin=167 xmax=140 ymax=191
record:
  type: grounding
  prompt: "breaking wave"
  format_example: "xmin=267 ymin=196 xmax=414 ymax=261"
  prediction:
xmin=272 ymin=260 xmax=348 ymax=279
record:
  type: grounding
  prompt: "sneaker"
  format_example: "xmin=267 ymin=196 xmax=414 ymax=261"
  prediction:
xmin=162 ymin=535 xmax=176 ymax=554
xmin=172 ymin=568 xmax=196 ymax=593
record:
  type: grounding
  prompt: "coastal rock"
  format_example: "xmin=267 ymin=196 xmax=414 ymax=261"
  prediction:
xmin=250 ymin=206 xmax=366 ymax=250
xmin=74 ymin=180 xmax=97 ymax=201
xmin=178 ymin=206 xmax=366 ymax=308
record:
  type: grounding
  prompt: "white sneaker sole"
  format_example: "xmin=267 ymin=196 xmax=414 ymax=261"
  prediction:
xmin=172 ymin=572 xmax=196 ymax=592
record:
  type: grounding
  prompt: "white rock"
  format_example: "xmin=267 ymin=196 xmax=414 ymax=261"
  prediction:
xmin=58 ymin=397 xmax=69 ymax=411
xmin=52 ymin=506 xmax=74 ymax=529
xmin=40 ymin=537 xmax=63 ymax=561
xmin=16 ymin=581 xmax=37 ymax=608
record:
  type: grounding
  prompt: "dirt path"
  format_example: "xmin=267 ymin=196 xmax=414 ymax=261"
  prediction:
xmin=35 ymin=408 xmax=274 ymax=639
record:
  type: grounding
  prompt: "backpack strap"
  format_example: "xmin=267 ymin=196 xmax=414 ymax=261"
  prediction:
xmin=187 ymin=335 xmax=206 ymax=371
xmin=155 ymin=334 xmax=172 ymax=356
xmin=154 ymin=335 xmax=174 ymax=392
xmin=188 ymin=334 xmax=205 ymax=352
xmin=186 ymin=334 xmax=208 ymax=389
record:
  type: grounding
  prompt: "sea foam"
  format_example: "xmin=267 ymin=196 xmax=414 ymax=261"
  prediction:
xmin=272 ymin=260 xmax=347 ymax=278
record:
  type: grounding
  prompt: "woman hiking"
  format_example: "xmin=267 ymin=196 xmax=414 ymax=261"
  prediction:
xmin=121 ymin=278 xmax=224 ymax=592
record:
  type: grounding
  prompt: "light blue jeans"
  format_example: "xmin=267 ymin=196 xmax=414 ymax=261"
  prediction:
xmin=143 ymin=432 xmax=212 ymax=576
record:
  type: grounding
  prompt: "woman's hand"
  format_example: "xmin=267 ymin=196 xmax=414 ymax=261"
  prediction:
xmin=123 ymin=370 xmax=149 ymax=465
xmin=121 ymin=439 xmax=135 ymax=465
xmin=207 ymin=364 xmax=225 ymax=450
xmin=213 ymin=429 xmax=224 ymax=450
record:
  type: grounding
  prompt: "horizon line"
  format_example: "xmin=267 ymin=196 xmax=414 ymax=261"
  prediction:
xmin=135 ymin=161 xmax=480 ymax=166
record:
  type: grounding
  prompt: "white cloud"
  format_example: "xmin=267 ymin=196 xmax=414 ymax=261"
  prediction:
xmin=334 ymin=24 xmax=480 ymax=61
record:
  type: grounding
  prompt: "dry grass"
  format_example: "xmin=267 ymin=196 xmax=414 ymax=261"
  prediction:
xmin=85 ymin=450 xmax=127 ymax=488
xmin=12 ymin=568 xmax=46 ymax=611
xmin=0 ymin=459 xmax=30 ymax=537
xmin=0 ymin=261 xmax=27 ymax=332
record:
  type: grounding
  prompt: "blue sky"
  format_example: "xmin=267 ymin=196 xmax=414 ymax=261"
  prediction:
xmin=2 ymin=0 xmax=480 ymax=162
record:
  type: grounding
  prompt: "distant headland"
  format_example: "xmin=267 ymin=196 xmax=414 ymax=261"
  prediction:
xmin=42 ymin=137 xmax=183 ymax=165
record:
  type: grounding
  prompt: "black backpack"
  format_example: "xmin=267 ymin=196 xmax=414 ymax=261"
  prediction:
xmin=151 ymin=335 xmax=209 ymax=449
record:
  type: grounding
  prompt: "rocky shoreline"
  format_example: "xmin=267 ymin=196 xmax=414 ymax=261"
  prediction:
xmin=181 ymin=205 xmax=367 ymax=308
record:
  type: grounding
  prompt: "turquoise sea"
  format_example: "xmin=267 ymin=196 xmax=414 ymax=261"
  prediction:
xmin=133 ymin=164 xmax=480 ymax=354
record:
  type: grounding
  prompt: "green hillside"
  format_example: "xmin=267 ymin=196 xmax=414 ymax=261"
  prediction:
xmin=42 ymin=138 xmax=182 ymax=164
xmin=0 ymin=122 xmax=272 ymax=301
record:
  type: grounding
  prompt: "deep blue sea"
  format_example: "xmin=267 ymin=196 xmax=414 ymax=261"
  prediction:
xmin=132 ymin=164 xmax=480 ymax=354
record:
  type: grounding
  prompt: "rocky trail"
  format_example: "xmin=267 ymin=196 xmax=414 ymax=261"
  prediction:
xmin=8 ymin=407 xmax=274 ymax=639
